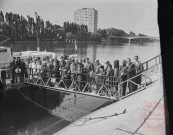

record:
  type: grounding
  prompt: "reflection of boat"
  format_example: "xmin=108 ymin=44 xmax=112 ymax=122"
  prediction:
xmin=13 ymin=51 xmax=57 ymax=60
xmin=13 ymin=51 xmax=78 ymax=61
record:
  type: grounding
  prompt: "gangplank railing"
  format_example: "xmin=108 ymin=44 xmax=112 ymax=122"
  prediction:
xmin=118 ymin=54 xmax=161 ymax=99
xmin=25 ymin=69 xmax=120 ymax=99
xmin=23 ymin=54 xmax=161 ymax=100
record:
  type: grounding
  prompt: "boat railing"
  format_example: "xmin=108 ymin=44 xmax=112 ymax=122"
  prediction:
xmin=117 ymin=54 xmax=162 ymax=99
xmin=24 ymin=54 xmax=161 ymax=100
xmin=0 ymin=54 xmax=162 ymax=100
xmin=25 ymin=67 xmax=120 ymax=98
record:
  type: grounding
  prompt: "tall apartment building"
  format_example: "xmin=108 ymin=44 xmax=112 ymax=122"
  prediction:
xmin=74 ymin=8 xmax=98 ymax=33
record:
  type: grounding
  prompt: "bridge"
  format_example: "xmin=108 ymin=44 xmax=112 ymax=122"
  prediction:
xmin=24 ymin=54 xmax=162 ymax=101
xmin=109 ymin=36 xmax=160 ymax=43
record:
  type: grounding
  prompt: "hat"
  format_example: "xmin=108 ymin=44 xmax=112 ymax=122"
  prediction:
xmin=105 ymin=61 xmax=110 ymax=64
xmin=95 ymin=59 xmax=99 ymax=62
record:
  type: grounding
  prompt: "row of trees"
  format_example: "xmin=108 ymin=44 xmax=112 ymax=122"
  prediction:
xmin=1 ymin=11 xmax=145 ymax=42
xmin=0 ymin=11 xmax=90 ymax=41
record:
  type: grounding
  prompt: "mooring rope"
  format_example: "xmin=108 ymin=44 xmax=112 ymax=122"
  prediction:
xmin=15 ymin=85 xmax=78 ymax=121
xmin=132 ymin=94 xmax=164 ymax=135
xmin=73 ymin=109 xmax=127 ymax=126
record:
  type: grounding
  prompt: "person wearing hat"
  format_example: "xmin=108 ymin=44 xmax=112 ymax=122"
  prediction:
xmin=119 ymin=60 xmax=128 ymax=96
xmin=134 ymin=56 xmax=143 ymax=86
xmin=105 ymin=61 xmax=111 ymax=73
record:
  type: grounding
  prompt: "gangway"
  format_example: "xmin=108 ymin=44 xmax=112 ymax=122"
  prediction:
xmin=24 ymin=54 xmax=162 ymax=101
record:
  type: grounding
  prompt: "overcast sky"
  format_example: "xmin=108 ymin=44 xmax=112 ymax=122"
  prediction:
xmin=0 ymin=0 xmax=159 ymax=36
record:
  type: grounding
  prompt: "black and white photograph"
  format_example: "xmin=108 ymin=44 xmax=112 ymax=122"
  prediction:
xmin=0 ymin=0 xmax=171 ymax=135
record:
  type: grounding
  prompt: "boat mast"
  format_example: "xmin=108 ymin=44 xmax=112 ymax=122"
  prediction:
xmin=35 ymin=12 xmax=40 ymax=52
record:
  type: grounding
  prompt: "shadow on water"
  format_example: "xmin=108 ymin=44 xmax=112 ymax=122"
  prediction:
xmin=0 ymin=86 xmax=111 ymax=135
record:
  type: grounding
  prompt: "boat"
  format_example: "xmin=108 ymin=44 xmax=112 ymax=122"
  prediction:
xmin=0 ymin=46 xmax=12 ymax=69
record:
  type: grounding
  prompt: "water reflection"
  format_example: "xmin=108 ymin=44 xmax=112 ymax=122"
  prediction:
xmin=0 ymin=86 xmax=109 ymax=135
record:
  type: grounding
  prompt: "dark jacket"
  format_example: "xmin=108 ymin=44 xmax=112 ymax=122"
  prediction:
xmin=10 ymin=60 xmax=17 ymax=70
xmin=127 ymin=62 xmax=136 ymax=79
xmin=134 ymin=61 xmax=143 ymax=74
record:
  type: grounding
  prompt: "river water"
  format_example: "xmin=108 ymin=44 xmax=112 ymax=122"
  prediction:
xmin=0 ymin=41 xmax=160 ymax=135
xmin=4 ymin=40 xmax=160 ymax=65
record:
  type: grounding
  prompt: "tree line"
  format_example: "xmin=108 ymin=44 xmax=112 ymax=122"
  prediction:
xmin=0 ymin=11 xmax=91 ymax=41
xmin=0 ymin=11 xmax=136 ymax=42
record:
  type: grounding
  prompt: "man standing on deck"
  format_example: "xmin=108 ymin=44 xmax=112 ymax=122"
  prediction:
xmin=74 ymin=40 xmax=78 ymax=54
xmin=134 ymin=56 xmax=143 ymax=87
xmin=119 ymin=60 xmax=128 ymax=96
xmin=106 ymin=65 xmax=114 ymax=95
xmin=94 ymin=59 xmax=101 ymax=89
xmin=85 ymin=58 xmax=94 ymax=82
xmin=20 ymin=58 xmax=27 ymax=83
xmin=70 ymin=59 xmax=77 ymax=81
xmin=15 ymin=57 xmax=22 ymax=83
xmin=10 ymin=57 xmax=17 ymax=84
xmin=105 ymin=61 xmax=111 ymax=73
xmin=127 ymin=58 xmax=137 ymax=93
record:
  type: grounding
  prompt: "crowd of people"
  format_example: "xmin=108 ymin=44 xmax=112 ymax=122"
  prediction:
xmin=10 ymin=55 xmax=143 ymax=96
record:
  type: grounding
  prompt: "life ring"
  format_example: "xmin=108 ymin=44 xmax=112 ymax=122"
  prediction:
xmin=15 ymin=67 xmax=21 ymax=73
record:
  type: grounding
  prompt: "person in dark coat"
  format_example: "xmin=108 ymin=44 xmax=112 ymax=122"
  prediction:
xmin=85 ymin=58 xmax=94 ymax=83
xmin=10 ymin=57 xmax=17 ymax=83
xmin=76 ymin=63 xmax=85 ymax=90
xmin=106 ymin=65 xmax=114 ymax=95
xmin=126 ymin=58 xmax=137 ymax=93
xmin=134 ymin=56 xmax=143 ymax=86
xmin=20 ymin=58 xmax=27 ymax=82
xmin=0 ymin=79 xmax=3 ymax=99
xmin=106 ymin=65 xmax=114 ymax=85
xmin=119 ymin=60 xmax=128 ymax=96
xmin=15 ymin=57 xmax=22 ymax=83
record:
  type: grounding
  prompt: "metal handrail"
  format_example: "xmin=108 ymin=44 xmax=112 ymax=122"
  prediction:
xmin=117 ymin=63 xmax=161 ymax=99
xmin=1 ymin=54 xmax=161 ymax=100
